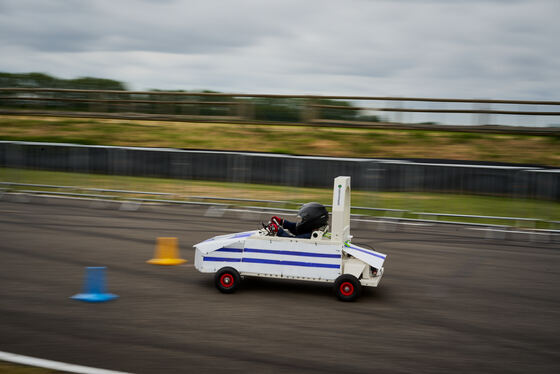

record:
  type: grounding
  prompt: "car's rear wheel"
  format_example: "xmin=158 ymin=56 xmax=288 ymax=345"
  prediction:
xmin=334 ymin=274 xmax=361 ymax=301
xmin=215 ymin=267 xmax=241 ymax=294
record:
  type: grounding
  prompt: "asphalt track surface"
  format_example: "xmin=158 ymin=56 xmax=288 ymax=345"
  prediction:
xmin=1 ymin=197 xmax=559 ymax=374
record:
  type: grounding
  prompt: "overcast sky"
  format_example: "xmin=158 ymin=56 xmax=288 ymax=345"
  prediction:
xmin=0 ymin=0 xmax=558 ymax=100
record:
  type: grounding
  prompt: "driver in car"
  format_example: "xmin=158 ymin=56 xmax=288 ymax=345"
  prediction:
xmin=266 ymin=202 xmax=329 ymax=239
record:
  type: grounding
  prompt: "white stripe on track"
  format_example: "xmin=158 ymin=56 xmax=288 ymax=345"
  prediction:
xmin=0 ymin=351 xmax=133 ymax=374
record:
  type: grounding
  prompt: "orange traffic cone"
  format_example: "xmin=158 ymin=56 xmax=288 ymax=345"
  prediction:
xmin=147 ymin=237 xmax=187 ymax=265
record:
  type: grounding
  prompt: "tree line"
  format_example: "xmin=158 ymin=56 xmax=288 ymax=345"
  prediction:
xmin=0 ymin=72 xmax=379 ymax=122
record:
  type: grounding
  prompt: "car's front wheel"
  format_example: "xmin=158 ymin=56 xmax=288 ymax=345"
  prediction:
xmin=334 ymin=274 xmax=361 ymax=302
xmin=214 ymin=267 xmax=241 ymax=294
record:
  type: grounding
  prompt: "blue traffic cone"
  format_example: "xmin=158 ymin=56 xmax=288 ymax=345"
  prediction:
xmin=70 ymin=266 xmax=119 ymax=302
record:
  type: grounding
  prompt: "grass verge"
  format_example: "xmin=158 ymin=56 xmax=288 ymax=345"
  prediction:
xmin=0 ymin=116 xmax=559 ymax=166
xmin=0 ymin=361 xmax=64 ymax=374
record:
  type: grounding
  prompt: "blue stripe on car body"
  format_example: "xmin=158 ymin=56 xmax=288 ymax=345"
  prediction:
xmin=244 ymin=248 xmax=339 ymax=259
xmin=233 ymin=232 xmax=254 ymax=239
xmin=345 ymin=242 xmax=386 ymax=259
xmin=203 ymin=256 xmax=242 ymax=262
xmin=203 ymin=256 xmax=339 ymax=269
xmin=242 ymin=258 xmax=340 ymax=269
xmin=216 ymin=248 xmax=243 ymax=253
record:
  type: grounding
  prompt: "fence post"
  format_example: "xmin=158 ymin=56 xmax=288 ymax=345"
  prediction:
xmin=281 ymin=157 xmax=303 ymax=207
xmin=302 ymin=99 xmax=316 ymax=124
xmin=172 ymin=150 xmax=192 ymax=199
xmin=5 ymin=143 xmax=25 ymax=199
xmin=362 ymin=160 xmax=382 ymax=212
xmin=227 ymin=153 xmax=249 ymax=199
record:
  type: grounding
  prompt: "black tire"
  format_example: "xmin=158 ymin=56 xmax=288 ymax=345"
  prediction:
xmin=214 ymin=267 xmax=241 ymax=294
xmin=334 ymin=274 xmax=361 ymax=302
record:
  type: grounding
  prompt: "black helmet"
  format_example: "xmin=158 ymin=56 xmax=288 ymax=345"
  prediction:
xmin=295 ymin=202 xmax=329 ymax=235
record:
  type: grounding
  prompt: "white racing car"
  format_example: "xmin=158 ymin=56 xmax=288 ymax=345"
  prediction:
xmin=193 ymin=176 xmax=386 ymax=301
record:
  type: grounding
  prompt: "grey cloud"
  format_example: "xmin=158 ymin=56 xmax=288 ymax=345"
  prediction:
xmin=1 ymin=0 xmax=296 ymax=53
xmin=0 ymin=0 xmax=558 ymax=100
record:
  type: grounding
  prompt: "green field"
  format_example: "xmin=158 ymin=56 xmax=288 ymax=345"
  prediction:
xmin=0 ymin=361 xmax=64 ymax=374
xmin=1 ymin=116 xmax=559 ymax=166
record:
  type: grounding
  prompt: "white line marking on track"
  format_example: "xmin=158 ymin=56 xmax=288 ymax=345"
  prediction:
xmin=0 ymin=351 xmax=133 ymax=374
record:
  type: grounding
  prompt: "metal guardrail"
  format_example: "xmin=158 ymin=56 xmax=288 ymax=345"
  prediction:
xmin=413 ymin=212 xmax=540 ymax=227
xmin=1 ymin=182 xmax=559 ymax=239
xmin=0 ymin=182 xmax=176 ymax=196
xmin=0 ymin=182 xmax=296 ymax=207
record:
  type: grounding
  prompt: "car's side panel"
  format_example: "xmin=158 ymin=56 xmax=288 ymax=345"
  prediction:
xmin=195 ymin=241 xmax=244 ymax=273
xmin=240 ymin=238 xmax=342 ymax=281
xmin=342 ymin=242 xmax=386 ymax=270
xmin=195 ymin=237 xmax=386 ymax=287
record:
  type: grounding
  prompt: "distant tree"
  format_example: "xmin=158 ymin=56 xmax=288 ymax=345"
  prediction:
xmin=0 ymin=72 xmax=371 ymax=122
xmin=66 ymin=77 xmax=126 ymax=90
xmin=357 ymin=114 xmax=380 ymax=122
xmin=0 ymin=72 xmax=55 ymax=87
xmin=0 ymin=72 xmax=126 ymax=90
xmin=253 ymin=98 xmax=301 ymax=122
xmin=315 ymin=98 xmax=358 ymax=121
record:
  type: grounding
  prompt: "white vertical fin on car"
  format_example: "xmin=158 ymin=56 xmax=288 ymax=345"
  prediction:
xmin=331 ymin=176 xmax=351 ymax=242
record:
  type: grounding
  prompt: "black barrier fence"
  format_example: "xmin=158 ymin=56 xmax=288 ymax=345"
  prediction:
xmin=0 ymin=141 xmax=558 ymax=200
